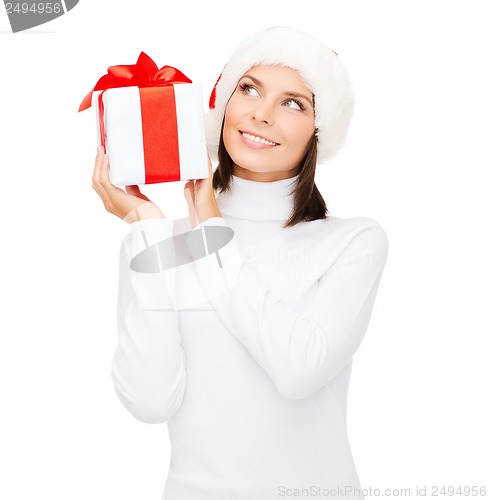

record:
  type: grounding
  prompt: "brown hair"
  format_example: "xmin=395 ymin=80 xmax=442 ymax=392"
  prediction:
xmin=212 ymin=128 xmax=328 ymax=228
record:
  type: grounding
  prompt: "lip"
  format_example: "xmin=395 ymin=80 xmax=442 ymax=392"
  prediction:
xmin=239 ymin=130 xmax=280 ymax=149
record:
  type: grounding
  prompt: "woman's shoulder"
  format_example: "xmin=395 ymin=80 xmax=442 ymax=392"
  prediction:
xmin=301 ymin=214 xmax=389 ymax=253
xmin=324 ymin=214 xmax=387 ymax=233
xmin=305 ymin=213 xmax=386 ymax=233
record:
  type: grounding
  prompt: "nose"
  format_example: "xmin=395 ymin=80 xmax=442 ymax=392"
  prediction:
xmin=252 ymin=99 xmax=274 ymax=125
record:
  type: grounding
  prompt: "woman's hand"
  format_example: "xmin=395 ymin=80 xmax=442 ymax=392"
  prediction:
xmin=92 ymin=146 xmax=164 ymax=224
xmin=184 ymin=153 xmax=222 ymax=229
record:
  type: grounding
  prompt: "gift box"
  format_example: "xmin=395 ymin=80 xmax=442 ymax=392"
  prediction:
xmin=79 ymin=52 xmax=208 ymax=185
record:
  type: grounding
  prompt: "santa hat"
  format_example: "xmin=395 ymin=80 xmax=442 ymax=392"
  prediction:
xmin=205 ymin=26 xmax=355 ymax=165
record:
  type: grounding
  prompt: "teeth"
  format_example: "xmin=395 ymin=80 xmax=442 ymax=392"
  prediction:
xmin=242 ymin=132 xmax=277 ymax=146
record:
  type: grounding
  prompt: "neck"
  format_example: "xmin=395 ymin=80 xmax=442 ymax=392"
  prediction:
xmin=216 ymin=173 xmax=299 ymax=222
xmin=232 ymin=165 xmax=300 ymax=182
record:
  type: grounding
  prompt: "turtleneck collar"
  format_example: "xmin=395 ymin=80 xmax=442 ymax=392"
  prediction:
xmin=215 ymin=173 xmax=299 ymax=222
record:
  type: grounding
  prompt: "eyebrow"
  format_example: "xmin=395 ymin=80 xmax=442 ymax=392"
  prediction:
xmin=240 ymin=73 xmax=315 ymax=108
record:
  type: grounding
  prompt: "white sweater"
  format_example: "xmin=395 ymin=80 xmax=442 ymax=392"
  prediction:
xmin=111 ymin=174 xmax=389 ymax=500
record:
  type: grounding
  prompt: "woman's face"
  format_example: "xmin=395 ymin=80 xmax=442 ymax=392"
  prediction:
xmin=222 ymin=64 xmax=316 ymax=182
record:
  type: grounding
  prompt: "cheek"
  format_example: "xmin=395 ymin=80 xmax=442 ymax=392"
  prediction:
xmin=222 ymin=100 xmax=237 ymax=134
xmin=222 ymin=117 xmax=238 ymax=157
xmin=222 ymin=95 xmax=247 ymax=148
xmin=223 ymin=93 xmax=240 ymax=122
xmin=222 ymin=112 xmax=234 ymax=147
xmin=285 ymin=119 xmax=315 ymax=150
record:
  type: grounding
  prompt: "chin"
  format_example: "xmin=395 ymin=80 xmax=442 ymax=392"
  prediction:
xmin=230 ymin=150 xmax=277 ymax=171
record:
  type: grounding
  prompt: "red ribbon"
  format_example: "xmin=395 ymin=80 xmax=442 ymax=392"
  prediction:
xmin=79 ymin=52 xmax=192 ymax=111
xmin=78 ymin=52 xmax=192 ymax=152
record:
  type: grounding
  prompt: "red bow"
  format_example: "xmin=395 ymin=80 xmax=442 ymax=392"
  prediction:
xmin=78 ymin=52 xmax=192 ymax=112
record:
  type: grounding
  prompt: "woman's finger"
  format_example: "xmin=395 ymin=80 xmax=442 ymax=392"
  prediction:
xmin=184 ymin=180 xmax=195 ymax=206
xmin=93 ymin=151 xmax=128 ymax=216
xmin=100 ymin=154 xmax=126 ymax=196
xmin=98 ymin=151 xmax=112 ymax=188
xmin=92 ymin=148 xmax=164 ymax=222
xmin=184 ymin=180 xmax=199 ymax=227
xmin=92 ymin=147 xmax=113 ymax=206
xmin=92 ymin=146 xmax=105 ymax=191
xmin=198 ymin=152 xmax=214 ymax=192
xmin=207 ymin=151 xmax=213 ymax=176
xmin=96 ymin=152 xmax=117 ymax=204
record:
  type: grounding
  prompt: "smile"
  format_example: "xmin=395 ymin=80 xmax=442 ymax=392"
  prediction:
xmin=240 ymin=131 xmax=278 ymax=147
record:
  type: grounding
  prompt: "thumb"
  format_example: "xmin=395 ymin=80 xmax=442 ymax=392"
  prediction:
xmin=184 ymin=181 xmax=195 ymax=206
xmin=184 ymin=181 xmax=200 ymax=228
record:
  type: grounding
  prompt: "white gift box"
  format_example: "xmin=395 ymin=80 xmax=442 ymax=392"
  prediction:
xmin=93 ymin=84 xmax=208 ymax=185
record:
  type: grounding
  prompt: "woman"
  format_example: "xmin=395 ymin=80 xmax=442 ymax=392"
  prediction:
xmin=92 ymin=26 xmax=389 ymax=500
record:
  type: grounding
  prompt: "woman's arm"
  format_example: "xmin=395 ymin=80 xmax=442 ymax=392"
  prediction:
xmin=190 ymin=217 xmax=389 ymax=401
xmin=111 ymin=217 xmax=187 ymax=423
xmin=91 ymin=148 xmax=186 ymax=423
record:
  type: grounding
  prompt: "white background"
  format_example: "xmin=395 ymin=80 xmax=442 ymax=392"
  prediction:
xmin=1 ymin=0 xmax=487 ymax=498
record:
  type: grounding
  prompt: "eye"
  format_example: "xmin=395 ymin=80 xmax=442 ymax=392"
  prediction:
xmin=284 ymin=99 xmax=304 ymax=110
xmin=239 ymin=83 xmax=259 ymax=97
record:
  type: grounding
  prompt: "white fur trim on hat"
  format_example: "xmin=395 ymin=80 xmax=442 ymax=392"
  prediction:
xmin=205 ymin=26 xmax=355 ymax=165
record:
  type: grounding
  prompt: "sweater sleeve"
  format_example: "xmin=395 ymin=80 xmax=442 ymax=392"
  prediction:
xmin=111 ymin=218 xmax=187 ymax=424
xmin=191 ymin=217 xmax=389 ymax=401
